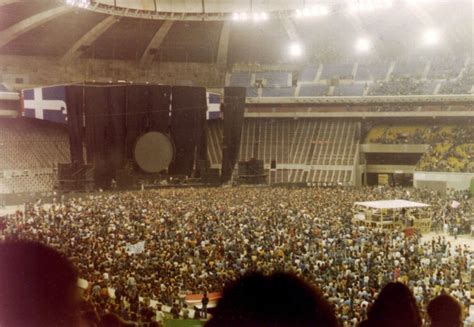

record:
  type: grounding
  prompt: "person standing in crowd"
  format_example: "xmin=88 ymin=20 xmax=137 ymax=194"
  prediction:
xmin=202 ymin=292 xmax=209 ymax=318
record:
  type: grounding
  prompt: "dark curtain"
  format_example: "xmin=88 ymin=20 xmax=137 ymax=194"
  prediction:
xmin=84 ymin=86 xmax=109 ymax=188
xmin=169 ymin=86 xmax=207 ymax=176
xmin=65 ymin=85 xmax=85 ymax=166
xmin=221 ymin=87 xmax=246 ymax=183
xmin=149 ymin=85 xmax=172 ymax=133
xmin=64 ymin=84 xmax=201 ymax=187
xmin=125 ymin=86 xmax=149 ymax=160
xmin=108 ymin=86 xmax=127 ymax=175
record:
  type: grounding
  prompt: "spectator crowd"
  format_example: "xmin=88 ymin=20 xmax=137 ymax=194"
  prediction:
xmin=367 ymin=124 xmax=474 ymax=172
xmin=0 ymin=186 xmax=472 ymax=326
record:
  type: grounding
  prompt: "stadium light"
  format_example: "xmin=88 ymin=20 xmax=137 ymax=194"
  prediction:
xmin=232 ymin=12 xmax=240 ymax=21
xmin=423 ymin=28 xmax=440 ymax=46
xmin=252 ymin=12 xmax=269 ymax=22
xmin=356 ymin=37 xmax=371 ymax=52
xmin=347 ymin=0 xmax=392 ymax=14
xmin=289 ymin=42 xmax=304 ymax=57
xmin=295 ymin=5 xmax=329 ymax=18
xmin=65 ymin=0 xmax=90 ymax=8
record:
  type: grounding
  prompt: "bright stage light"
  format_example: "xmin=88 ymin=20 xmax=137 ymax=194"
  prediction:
xmin=347 ymin=0 xmax=392 ymax=14
xmin=252 ymin=12 xmax=269 ymax=22
xmin=423 ymin=28 xmax=440 ymax=46
xmin=295 ymin=5 xmax=329 ymax=18
xmin=356 ymin=37 xmax=371 ymax=52
xmin=289 ymin=43 xmax=303 ymax=57
xmin=65 ymin=0 xmax=90 ymax=8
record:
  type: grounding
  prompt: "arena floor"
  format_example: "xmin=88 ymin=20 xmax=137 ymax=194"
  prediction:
xmin=422 ymin=232 xmax=474 ymax=253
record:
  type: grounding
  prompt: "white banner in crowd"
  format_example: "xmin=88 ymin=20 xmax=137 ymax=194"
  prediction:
xmin=126 ymin=241 xmax=146 ymax=255
xmin=451 ymin=200 xmax=461 ymax=209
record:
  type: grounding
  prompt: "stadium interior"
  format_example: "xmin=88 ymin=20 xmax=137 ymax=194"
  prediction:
xmin=0 ymin=0 xmax=473 ymax=326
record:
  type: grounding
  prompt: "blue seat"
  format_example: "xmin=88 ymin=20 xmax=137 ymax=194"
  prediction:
xmin=320 ymin=63 xmax=354 ymax=80
xmin=261 ymin=87 xmax=296 ymax=97
xmin=256 ymin=72 xmax=291 ymax=87
xmin=246 ymin=87 xmax=259 ymax=97
xmin=333 ymin=84 xmax=365 ymax=96
xmin=299 ymin=84 xmax=328 ymax=96
xmin=300 ymin=66 xmax=318 ymax=82
xmin=229 ymin=72 xmax=252 ymax=87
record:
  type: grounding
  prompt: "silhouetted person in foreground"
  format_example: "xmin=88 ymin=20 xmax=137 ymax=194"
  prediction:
xmin=359 ymin=282 xmax=422 ymax=327
xmin=206 ymin=272 xmax=339 ymax=327
xmin=427 ymin=294 xmax=463 ymax=327
xmin=0 ymin=241 xmax=81 ymax=326
xmin=99 ymin=313 xmax=136 ymax=327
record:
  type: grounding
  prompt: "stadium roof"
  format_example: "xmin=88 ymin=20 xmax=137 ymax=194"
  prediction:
xmin=354 ymin=199 xmax=430 ymax=210
xmin=0 ymin=0 xmax=471 ymax=63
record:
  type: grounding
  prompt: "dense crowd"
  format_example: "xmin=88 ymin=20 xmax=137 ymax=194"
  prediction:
xmin=367 ymin=124 xmax=474 ymax=172
xmin=0 ymin=186 xmax=472 ymax=325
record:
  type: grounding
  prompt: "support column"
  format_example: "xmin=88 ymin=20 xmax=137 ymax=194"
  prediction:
xmin=0 ymin=6 xmax=70 ymax=49
xmin=61 ymin=16 xmax=118 ymax=64
xmin=216 ymin=21 xmax=231 ymax=66
xmin=140 ymin=20 xmax=174 ymax=67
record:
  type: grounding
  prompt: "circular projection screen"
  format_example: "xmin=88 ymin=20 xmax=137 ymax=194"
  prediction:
xmin=134 ymin=132 xmax=174 ymax=173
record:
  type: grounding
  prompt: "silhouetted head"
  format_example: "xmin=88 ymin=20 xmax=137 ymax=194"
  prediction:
xmin=427 ymin=294 xmax=463 ymax=327
xmin=0 ymin=240 xmax=80 ymax=326
xmin=206 ymin=271 xmax=339 ymax=327
xmin=365 ymin=282 xmax=421 ymax=327
xmin=99 ymin=313 xmax=135 ymax=327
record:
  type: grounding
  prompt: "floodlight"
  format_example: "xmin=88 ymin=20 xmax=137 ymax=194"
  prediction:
xmin=423 ymin=29 xmax=440 ymax=46
xmin=356 ymin=37 xmax=371 ymax=52
xmin=289 ymin=43 xmax=303 ymax=57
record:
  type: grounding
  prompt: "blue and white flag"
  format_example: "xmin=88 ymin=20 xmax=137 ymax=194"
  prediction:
xmin=207 ymin=92 xmax=221 ymax=120
xmin=21 ymin=86 xmax=221 ymax=123
xmin=22 ymin=86 xmax=67 ymax=124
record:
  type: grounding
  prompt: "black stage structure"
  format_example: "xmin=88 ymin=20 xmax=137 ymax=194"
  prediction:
xmin=59 ymin=84 xmax=245 ymax=190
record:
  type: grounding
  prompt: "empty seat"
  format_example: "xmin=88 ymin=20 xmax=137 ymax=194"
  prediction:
xmin=333 ymin=84 xmax=365 ymax=96
xmin=262 ymin=87 xmax=295 ymax=97
xmin=255 ymin=72 xmax=291 ymax=87
xmin=246 ymin=87 xmax=259 ymax=97
xmin=299 ymin=84 xmax=328 ymax=96
xmin=320 ymin=63 xmax=354 ymax=80
xmin=229 ymin=72 xmax=253 ymax=87
xmin=300 ymin=66 xmax=318 ymax=82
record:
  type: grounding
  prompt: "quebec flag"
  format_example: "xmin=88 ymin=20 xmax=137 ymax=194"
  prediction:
xmin=21 ymin=86 xmax=220 ymax=123
xmin=207 ymin=92 xmax=221 ymax=120
xmin=22 ymin=86 xmax=67 ymax=124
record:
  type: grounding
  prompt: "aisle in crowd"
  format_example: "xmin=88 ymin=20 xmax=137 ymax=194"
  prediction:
xmin=0 ymin=186 xmax=472 ymax=326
